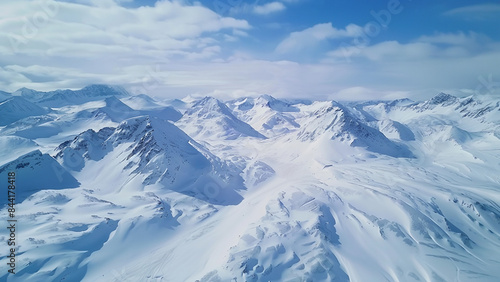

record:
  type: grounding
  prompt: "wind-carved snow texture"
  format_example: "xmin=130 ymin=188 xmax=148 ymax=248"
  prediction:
xmin=244 ymin=161 xmax=276 ymax=187
xmin=1 ymin=86 xmax=500 ymax=281
xmin=200 ymin=190 xmax=349 ymax=282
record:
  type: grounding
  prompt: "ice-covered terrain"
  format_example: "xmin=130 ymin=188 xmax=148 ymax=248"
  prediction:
xmin=1 ymin=85 xmax=500 ymax=281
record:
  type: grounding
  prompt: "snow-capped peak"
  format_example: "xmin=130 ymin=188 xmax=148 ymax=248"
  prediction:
xmin=298 ymin=101 xmax=414 ymax=158
xmin=0 ymin=150 xmax=79 ymax=202
xmin=428 ymin=92 xmax=458 ymax=106
xmin=177 ymin=97 xmax=266 ymax=140
xmin=0 ymin=96 xmax=48 ymax=126
xmin=254 ymin=94 xmax=299 ymax=112
xmin=11 ymin=84 xmax=131 ymax=107
xmin=187 ymin=96 xmax=235 ymax=117
xmin=79 ymin=84 xmax=129 ymax=97
xmin=12 ymin=87 xmax=40 ymax=98
xmin=54 ymin=115 xmax=245 ymax=205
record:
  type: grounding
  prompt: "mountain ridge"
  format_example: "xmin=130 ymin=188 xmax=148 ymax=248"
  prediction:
xmin=0 ymin=87 xmax=499 ymax=282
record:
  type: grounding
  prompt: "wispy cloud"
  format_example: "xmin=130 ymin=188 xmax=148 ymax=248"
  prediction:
xmin=323 ymin=31 xmax=500 ymax=98
xmin=253 ymin=2 xmax=286 ymax=15
xmin=229 ymin=1 xmax=287 ymax=16
xmin=327 ymin=31 xmax=498 ymax=62
xmin=276 ymin=23 xmax=363 ymax=54
xmin=417 ymin=31 xmax=490 ymax=46
xmin=444 ymin=4 xmax=500 ymax=20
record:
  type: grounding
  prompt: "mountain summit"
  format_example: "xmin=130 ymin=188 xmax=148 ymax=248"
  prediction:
xmin=176 ymin=96 xmax=266 ymax=140
xmin=55 ymin=115 xmax=245 ymax=204
xmin=0 ymin=96 xmax=48 ymax=126
xmin=12 ymin=84 xmax=130 ymax=107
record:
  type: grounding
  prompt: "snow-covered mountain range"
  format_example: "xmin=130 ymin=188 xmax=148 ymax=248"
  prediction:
xmin=1 ymin=85 xmax=499 ymax=281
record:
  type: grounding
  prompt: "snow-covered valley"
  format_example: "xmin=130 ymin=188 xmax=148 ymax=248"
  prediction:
xmin=1 ymin=85 xmax=500 ymax=281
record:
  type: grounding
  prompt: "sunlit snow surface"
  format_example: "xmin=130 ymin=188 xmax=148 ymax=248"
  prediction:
xmin=1 ymin=87 xmax=500 ymax=281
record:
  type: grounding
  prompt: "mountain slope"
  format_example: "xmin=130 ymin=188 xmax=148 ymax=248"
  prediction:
xmin=0 ymin=136 xmax=39 ymax=166
xmin=55 ymin=115 xmax=245 ymax=205
xmin=0 ymin=97 xmax=48 ymax=126
xmin=376 ymin=119 xmax=416 ymax=141
xmin=0 ymin=150 xmax=80 ymax=203
xmin=121 ymin=94 xmax=162 ymax=110
xmin=176 ymin=97 xmax=266 ymax=140
xmin=228 ymin=95 xmax=301 ymax=136
xmin=0 ymin=90 xmax=499 ymax=282
xmin=0 ymin=90 xmax=10 ymax=102
xmin=91 ymin=96 xmax=138 ymax=122
xmin=0 ymin=95 xmax=135 ymax=141
xmin=13 ymin=84 xmax=130 ymax=107
xmin=297 ymin=101 xmax=414 ymax=158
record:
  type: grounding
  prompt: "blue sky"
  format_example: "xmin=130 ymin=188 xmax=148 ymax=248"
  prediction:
xmin=1 ymin=0 xmax=499 ymax=100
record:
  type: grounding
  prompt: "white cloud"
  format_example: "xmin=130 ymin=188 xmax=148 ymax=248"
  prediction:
xmin=323 ymin=31 xmax=500 ymax=99
xmin=327 ymin=31 xmax=498 ymax=62
xmin=328 ymin=41 xmax=439 ymax=61
xmin=1 ymin=1 xmax=499 ymax=102
xmin=0 ymin=0 xmax=253 ymax=93
xmin=444 ymin=4 xmax=500 ymax=20
xmin=229 ymin=1 xmax=287 ymax=16
xmin=417 ymin=32 xmax=491 ymax=49
xmin=0 ymin=0 xmax=250 ymax=57
xmin=333 ymin=87 xmax=409 ymax=102
xmin=253 ymin=2 xmax=286 ymax=15
xmin=3 ymin=47 xmax=500 ymax=102
xmin=276 ymin=23 xmax=363 ymax=54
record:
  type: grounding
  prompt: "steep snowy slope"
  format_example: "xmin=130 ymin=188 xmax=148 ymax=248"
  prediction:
xmin=0 ymin=95 xmax=180 ymax=152
xmin=12 ymin=87 xmax=46 ymax=102
xmin=55 ymin=115 xmax=245 ymax=204
xmin=295 ymin=101 xmax=414 ymax=158
xmin=361 ymin=93 xmax=500 ymax=175
xmin=121 ymin=95 xmax=183 ymax=120
xmin=376 ymin=119 xmax=415 ymax=141
xmin=0 ymin=150 xmax=79 ymax=203
xmin=90 ymin=96 xmax=138 ymax=122
xmin=0 ymin=116 xmax=57 ymax=139
xmin=0 ymin=136 xmax=39 ymax=166
xmin=162 ymin=98 xmax=190 ymax=112
xmin=363 ymin=93 xmax=500 ymax=130
xmin=199 ymin=152 xmax=500 ymax=281
xmin=0 ymin=90 xmax=10 ymax=102
xmin=0 ymin=115 xmax=247 ymax=281
xmin=121 ymin=94 xmax=162 ymax=110
xmin=142 ymin=106 xmax=183 ymax=122
xmin=176 ymin=97 xmax=266 ymax=140
xmin=0 ymin=97 xmax=49 ymax=126
xmin=184 ymin=100 xmax=499 ymax=281
xmin=228 ymin=95 xmax=301 ymax=136
xmin=0 ymin=97 xmax=136 ymax=142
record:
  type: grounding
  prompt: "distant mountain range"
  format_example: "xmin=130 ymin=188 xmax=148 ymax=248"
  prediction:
xmin=1 ymin=85 xmax=499 ymax=281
